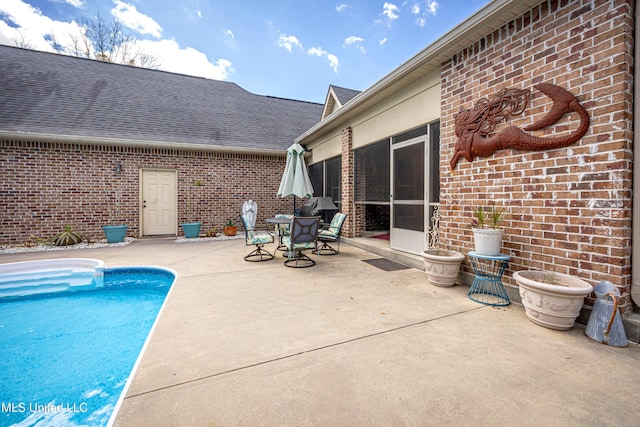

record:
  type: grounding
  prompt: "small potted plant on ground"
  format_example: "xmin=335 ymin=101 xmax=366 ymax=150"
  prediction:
xmin=513 ymin=269 xmax=593 ymax=330
xmin=181 ymin=179 xmax=203 ymax=238
xmin=471 ymin=204 xmax=505 ymax=256
xmin=102 ymin=184 xmax=128 ymax=243
xmin=223 ymin=219 xmax=237 ymax=236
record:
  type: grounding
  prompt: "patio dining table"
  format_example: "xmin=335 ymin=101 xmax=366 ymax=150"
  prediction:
xmin=265 ymin=217 xmax=292 ymax=255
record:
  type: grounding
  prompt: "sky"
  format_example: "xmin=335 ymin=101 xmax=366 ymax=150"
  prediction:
xmin=0 ymin=0 xmax=490 ymax=104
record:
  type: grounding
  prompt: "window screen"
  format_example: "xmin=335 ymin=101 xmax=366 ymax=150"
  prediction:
xmin=354 ymin=140 xmax=390 ymax=202
xmin=325 ymin=156 xmax=341 ymax=202
xmin=308 ymin=162 xmax=323 ymax=197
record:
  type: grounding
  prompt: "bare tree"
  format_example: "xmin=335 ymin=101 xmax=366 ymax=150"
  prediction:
xmin=12 ymin=30 xmax=35 ymax=49
xmin=66 ymin=13 xmax=160 ymax=69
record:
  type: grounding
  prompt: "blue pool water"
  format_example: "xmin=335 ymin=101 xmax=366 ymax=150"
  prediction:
xmin=0 ymin=266 xmax=175 ymax=427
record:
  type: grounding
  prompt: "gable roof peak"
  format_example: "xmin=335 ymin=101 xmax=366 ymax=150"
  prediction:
xmin=321 ymin=85 xmax=361 ymax=120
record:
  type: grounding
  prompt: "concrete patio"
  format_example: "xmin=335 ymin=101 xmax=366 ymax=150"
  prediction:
xmin=2 ymin=238 xmax=639 ymax=426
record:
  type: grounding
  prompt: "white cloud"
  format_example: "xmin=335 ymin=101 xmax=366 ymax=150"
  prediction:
xmin=277 ymin=33 xmax=302 ymax=52
xmin=64 ymin=0 xmax=84 ymax=7
xmin=307 ymin=46 xmax=339 ymax=73
xmin=382 ymin=3 xmax=399 ymax=21
xmin=379 ymin=37 xmax=387 ymax=45
xmin=111 ymin=0 xmax=162 ymax=38
xmin=196 ymin=10 xmax=202 ymax=18
xmin=0 ymin=0 xmax=233 ymax=82
xmin=137 ymin=38 xmax=233 ymax=80
xmin=335 ymin=3 xmax=347 ymax=12
xmin=343 ymin=35 xmax=365 ymax=54
xmin=0 ymin=0 xmax=80 ymax=51
xmin=344 ymin=35 xmax=364 ymax=45
xmin=225 ymin=29 xmax=234 ymax=39
xmin=326 ymin=53 xmax=339 ymax=73
xmin=414 ymin=1 xmax=439 ymax=27
xmin=307 ymin=46 xmax=325 ymax=57
xmin=426 ymin=1 xmax=439 ymax=15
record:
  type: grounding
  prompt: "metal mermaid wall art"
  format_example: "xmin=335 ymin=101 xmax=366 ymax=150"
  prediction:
xmin=450 ymin=83 xmax=590 ymax=170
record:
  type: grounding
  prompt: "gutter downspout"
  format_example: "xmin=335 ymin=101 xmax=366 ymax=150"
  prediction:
xmin=632 ymin=0 xmax=639 ymax=307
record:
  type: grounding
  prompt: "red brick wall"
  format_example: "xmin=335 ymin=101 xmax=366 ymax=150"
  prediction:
xmin=341 ymin=127 xmax=355 ymax=237
xmin=439 ymin=0 xmax=634 ymax=311
xmin=0 ymin=140 xmax=291 ymax=244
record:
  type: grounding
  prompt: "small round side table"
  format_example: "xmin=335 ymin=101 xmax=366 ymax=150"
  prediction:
xmin=467 ymin=252 xmax=511 ymax=306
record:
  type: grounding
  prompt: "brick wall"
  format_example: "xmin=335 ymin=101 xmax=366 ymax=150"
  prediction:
xmin=439 ymin=0 xmax=634 ymax=311
xmin=0 ymin=140 xmax=291 ymax=244
xmin=341 ymin=127 xmax=355 ymax=237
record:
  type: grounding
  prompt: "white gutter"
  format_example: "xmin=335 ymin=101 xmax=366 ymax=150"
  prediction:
xmin=632 ymin=0 xmax=639 ymax=307
xmin=0 ymin=131 xmax=286 ymax=157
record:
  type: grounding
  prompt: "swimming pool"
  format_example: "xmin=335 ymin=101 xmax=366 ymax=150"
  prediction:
xmin=0 ymin=260 xmax=176 ymax=427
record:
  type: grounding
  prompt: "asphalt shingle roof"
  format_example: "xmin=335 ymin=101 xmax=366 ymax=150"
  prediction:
xmin=0 ymin=45 xmax=323 ymax=151
xmin=330 ymin=85 xmax=361 ymax=106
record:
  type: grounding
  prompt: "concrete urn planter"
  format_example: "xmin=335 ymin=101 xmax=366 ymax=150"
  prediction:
xmin=513 ymin=270 xmax=593 ymax=330
xmin=421 ymin=250 xmax=465 ymax=287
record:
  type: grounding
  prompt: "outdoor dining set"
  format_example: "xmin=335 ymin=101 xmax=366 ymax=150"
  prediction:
xmin=237 ymin=141 xmax=349 ymax=268
xmin=238 ymin=199 xmax=347 ymax=268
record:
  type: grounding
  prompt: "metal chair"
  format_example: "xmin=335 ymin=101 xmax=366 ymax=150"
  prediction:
xmin=238 ymin=214 xmax=275 ymax=262
xmin=282 ymin=216 xmax=320 ymax=268
xmin=273 ymin=213 xmax=293 ymax=253
xmin=314 ymin=212 xmax=347 ymax=255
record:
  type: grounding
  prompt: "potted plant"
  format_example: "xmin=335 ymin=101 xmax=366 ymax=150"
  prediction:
xmin=513 ymin=270 xmax=593 ymax=330
xmin=102 ymin=183 xmax=128 ymax=243
xmin=421 ymin=248 xmax=466 ymax=287
xmin=471 ymin=204 xmax=505 ymax=256
xmin=181 ymin=179 xmax=203 ymax=238
xmin=421 ymin=205 xmax=465 ymax=287
xmin=223 ymin=219 xmax=237 ymax=236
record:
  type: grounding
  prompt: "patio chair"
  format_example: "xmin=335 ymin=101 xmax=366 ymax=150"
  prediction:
xmin=282 ymin=216 xmax=320 ymax=268
xmin=273 ymin=213 xmax=293 ymax=253
xmin=238 ymin=214 xmax=275 ymax=262
xmin=314 ymin=212 xmax=348 ymax=255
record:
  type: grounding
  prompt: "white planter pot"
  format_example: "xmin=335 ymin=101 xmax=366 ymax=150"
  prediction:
xmin=421 ymin=250 xmax=465 ymax=287
xmin=472 ymin=228 xmax=504 ymax=256
xmin=513 ymin=270 xmax=593 ymax=330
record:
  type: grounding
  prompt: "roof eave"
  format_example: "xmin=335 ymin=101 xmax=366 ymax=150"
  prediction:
xmin=0 ymin=131 xmax=287 ymax=157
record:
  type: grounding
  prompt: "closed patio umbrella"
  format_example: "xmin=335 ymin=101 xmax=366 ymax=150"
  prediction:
xmin=277 ymin=142 xmax=314 ymax=214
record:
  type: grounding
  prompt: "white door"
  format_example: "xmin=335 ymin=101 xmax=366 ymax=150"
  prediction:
xmin=141 ymin=169 xmax=177 ymax=236
xmin=390 ymin=137 xmax=426 ymax=254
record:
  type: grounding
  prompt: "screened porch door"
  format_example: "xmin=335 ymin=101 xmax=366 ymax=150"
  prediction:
xmin=390 ymin=137 xmax=425 ymax=254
